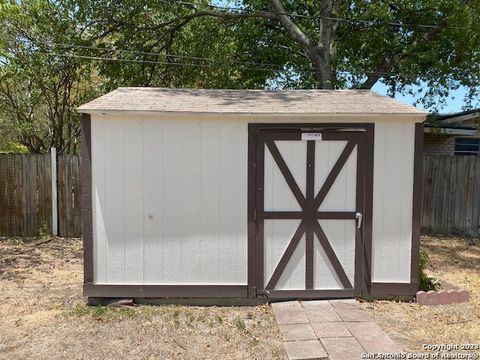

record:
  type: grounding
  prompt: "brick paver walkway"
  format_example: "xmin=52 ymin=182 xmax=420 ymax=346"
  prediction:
xmin=272 ymin=300 xmax=403 ymax=360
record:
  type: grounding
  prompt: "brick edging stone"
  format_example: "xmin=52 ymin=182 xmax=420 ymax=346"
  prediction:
xmin=416 ymin=289 xmax=470 ymax=306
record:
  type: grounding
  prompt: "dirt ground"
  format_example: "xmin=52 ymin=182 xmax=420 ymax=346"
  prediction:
xmin=1 ymin=235 xmax=479 ymax=359
xmin=0 ymin=237 xmax=285 ymax=360
xmin=366 ymin=235 xmax=480 ymax=352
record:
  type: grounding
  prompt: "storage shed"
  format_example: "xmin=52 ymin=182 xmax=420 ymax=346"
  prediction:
xmin=78 ymin=88 xmax=426 ymax=303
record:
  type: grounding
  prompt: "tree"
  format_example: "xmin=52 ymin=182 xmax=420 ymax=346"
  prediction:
xmin=91 ymin=0 xmax=480 ymax=109
xmin=1 ymin=0 xmax=479 ymax=155
xmin=0 ymin=1 xmax=99 ymax=154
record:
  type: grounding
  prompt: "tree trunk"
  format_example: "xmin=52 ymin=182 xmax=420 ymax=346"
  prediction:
xmin=271 ymin=0 xmax=336 ymax=89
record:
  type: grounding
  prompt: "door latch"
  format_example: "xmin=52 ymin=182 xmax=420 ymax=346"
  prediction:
xmin=355 ymin=212 xmax=363 ymax=229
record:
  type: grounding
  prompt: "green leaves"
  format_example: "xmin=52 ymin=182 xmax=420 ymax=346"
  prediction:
xmin=1 ymin=0 xmax=479 ymax=153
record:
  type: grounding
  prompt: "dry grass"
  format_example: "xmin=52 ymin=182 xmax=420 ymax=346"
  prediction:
xmin=0 ymin=237 xmax=285 ymax=360
xmin=365 ymin=235 xmax=480 ymax=352
xmin=2 ymin=235 xmax=479 ymax=358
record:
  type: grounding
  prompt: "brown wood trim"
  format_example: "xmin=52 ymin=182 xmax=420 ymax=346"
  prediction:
xmin=262 ymin=211 xmax=303 ymax=219
xmin=249 ymin=123 xmax=373 ymax=132
xmin=305 ymin=141 xmax=315 ymax=289
xmin=265 ymin=221 xmax=306 ymax=290
xmin=265 ymin=289 xmax=355 ymax=299
xmin=370 ymin=282 xmax=418 ymax=296
xmin=321 ymin=132 xmax=363 ymax=141
xmin=362 ymin=124 xmax=375 ymax=296
xmin=265 ymin=140 xmax=306 ymax=209
xmin=354 ymin=132 xmax=366 ymax=297
xmin=317 ymin=211 xmax=356 ymax=219
xmin=247 ymin=125 xmax=257 ymax=297
xmin=255 ymin=133 xmax=265 ymax=293
xmin=411 ymin=123 xmax=424 ymax=286
xmin=313 ymin=141 xmax=356 ymax=209
xmin=261 ymin=211 xmax=356 ymax=220
xmin=84 ymin=284 xmax=248 ymax=298
xmin=81 ymin=114 xmax=93 ymax=284
xmin=312 ymin=221 xmax=353 ymax=289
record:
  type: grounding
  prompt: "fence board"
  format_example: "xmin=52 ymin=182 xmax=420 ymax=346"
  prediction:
xmin=1 ymin=153 xmax=479 ymax=237
xmin=0 ymin=157 xmax=7 ymax=234
xmin=473 ymin=159 xmax=480 ymax=234
xmin=422 ymin=155 xmax=480 ymax=236
xmin=6 ymin=155 xmax=16 ymax=234
xmin=0 ymin=153 xmax=81 ymax=237
xmin=44 ymin=154 xmax=52 ymax=233
xmin=57 ymin=156 xmax=67 ymax=237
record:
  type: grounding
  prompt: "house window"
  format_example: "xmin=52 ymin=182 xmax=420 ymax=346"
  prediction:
xmin=454 ymin=138 xmax=480 ymax=155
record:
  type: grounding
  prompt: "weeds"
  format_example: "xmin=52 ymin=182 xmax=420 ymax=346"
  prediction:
xmin=72 ymin=305 xmax=138 ymax=320
xmin=38 ymin=223 xmax=51 ymax=240
xmin=419 ymin=249 xmax=440 ymax=291
xmin=234 ymin=316 xmax=246 ymax=332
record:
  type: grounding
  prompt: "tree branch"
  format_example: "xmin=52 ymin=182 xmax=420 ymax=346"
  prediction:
xmin=270 ymin=0 xmax=311 ymax=50
xmin=359 ymin=20 xmax=448 ymax=89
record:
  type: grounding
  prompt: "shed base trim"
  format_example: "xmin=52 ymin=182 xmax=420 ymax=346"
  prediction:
xmin=370 ymin=282 xmax=418 ymax=296
xmin=83 ymin=284 xmax=248 ymax=298
xmin=263 ymin=289 xmax=355 ymax=299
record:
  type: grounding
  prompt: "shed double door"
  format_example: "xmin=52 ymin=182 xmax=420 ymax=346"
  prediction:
xmin=250 ymin=125 xmax=366 ymax=299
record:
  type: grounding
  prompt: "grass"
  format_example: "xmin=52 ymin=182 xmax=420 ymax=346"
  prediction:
xmin=1 ymin=234 xmax=478 ymax=358
xmin=234 ymin=315 xmax=246 ymax=332
xmin=0 ymin=237 xmax=285 ymax=360
xmin=365 ymin=235 xmax=480 ymax=352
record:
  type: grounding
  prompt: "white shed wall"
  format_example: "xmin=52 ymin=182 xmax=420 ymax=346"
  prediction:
xmin=90 ymin=113 xmax=418 ymax=286
xmin=91 ymin=116 xmax=248 ymax=284
xmin=371 ymin=119 xmax=415 ymax=282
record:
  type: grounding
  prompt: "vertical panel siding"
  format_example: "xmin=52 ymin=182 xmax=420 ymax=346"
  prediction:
xmin=124 ymin=119 xmax=144 ymax=282
xmin=315 ymin=220 xmax=356 ymax=288
xmin=264 ymin=219 xmax=303 ymax=289
xmin=91 ymin=116 xmax=248 ymax=285
xmin=372 ymin=119 xmax=415 ymax=283
xmin=161 ymin=119 xmax=183 ymax=283
xmin=264 ymin=142 xmax=303 ymax=211
xmin=143 ymin=120 xmax=164 ymax=283
xmin=92 ymin=119 xmax=106 ymax=283
xmin=318 ymin=144 xmax=357 ymax=211
xmin=180 ymin=119 xmax=202 ymax=283
xmin=104 ymin=119 xmax=126 ymax=283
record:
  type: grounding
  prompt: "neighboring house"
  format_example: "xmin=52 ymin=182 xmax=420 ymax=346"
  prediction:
xmin=424 ymin=109 xmax=480 ymax=156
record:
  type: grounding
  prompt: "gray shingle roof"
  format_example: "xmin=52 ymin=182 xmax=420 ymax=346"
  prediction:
xmin=77 ymin=87 xmax=426 ymax=115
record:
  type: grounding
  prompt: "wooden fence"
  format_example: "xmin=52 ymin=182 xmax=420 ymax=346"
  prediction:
xmin=422 ymin=155 xmax=480 ymax=236
xmin=0 ymin=154 xmax=82 ymax=237
xmin=1 ymin=153 xmax=480 ymax=237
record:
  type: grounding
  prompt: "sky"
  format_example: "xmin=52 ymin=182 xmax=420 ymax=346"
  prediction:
xmin=372 ymin=83 xmax=470 ymax=114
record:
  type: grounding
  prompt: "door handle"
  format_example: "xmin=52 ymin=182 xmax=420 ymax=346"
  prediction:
xmin=355 ymin=212 xmax=363 ymax=229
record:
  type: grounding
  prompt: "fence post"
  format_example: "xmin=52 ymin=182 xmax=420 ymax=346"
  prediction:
xmin=51 ymin=147 xmax=58 ymax=236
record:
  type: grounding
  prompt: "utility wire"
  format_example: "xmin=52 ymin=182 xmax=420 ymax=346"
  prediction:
xmin=161 ymin=0 xmax=469 ymax=30
xmin=26 ymin=40 xmax=288 ymax=70
xmin=31 ymin=50 xmax=419 ymax=78
xmin=9 ymin=39 xmax=434 ymax=77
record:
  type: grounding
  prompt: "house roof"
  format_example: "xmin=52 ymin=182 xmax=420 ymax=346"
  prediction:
xmin=77 ymin=87 xmax=426 ymax=116
xmin=435 ymin=108 xmax=480 ymax=124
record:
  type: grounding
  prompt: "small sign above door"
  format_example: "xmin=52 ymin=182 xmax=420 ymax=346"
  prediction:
xmin=301 ymin=133 xmax=323 ymax=141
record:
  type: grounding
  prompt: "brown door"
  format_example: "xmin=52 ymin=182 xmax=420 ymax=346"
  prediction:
xmin=248 ymin=124 xmax=369 ymax=299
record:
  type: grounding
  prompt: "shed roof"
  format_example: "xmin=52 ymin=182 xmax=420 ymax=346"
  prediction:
xmin=77 ymin=87 xmax=426 ymax=116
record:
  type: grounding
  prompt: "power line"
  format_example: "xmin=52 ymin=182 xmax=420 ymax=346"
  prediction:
xmin=27 ymin=40 xmax=287 ymax=70
xmin=161 ymin=0 xmax=468 ymax=30
xmin=8 ymin=39 xmax=377 ymax=74
xmin=31 ymin=50 xmax=418 ymax=78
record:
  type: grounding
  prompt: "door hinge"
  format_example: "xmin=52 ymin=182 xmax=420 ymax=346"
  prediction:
xmin=253 ymin=208 xmax=257 ymax=221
